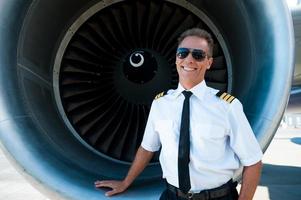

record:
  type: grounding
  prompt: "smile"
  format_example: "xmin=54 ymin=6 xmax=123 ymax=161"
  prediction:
xmin=181 ymin=66 xmax=197 ymax=71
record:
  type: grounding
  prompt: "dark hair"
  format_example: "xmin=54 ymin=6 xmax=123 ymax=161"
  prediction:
xmin=177 ymin=28 xmax=214 ymax=57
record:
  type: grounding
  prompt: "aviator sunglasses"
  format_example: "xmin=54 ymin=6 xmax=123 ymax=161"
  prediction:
xmin=176 ymin=47 xmax=207 ymax=61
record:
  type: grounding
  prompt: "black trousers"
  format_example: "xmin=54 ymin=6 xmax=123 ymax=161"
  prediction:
xmin=159 ymin=185 xmax=239 ymax=200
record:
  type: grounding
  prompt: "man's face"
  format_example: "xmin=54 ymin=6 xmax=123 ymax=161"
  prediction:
xmin=176 ymin=36 xmax=213 ymax=89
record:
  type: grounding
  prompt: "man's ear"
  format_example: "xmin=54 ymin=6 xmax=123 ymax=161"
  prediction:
xmin=207 ymin=57 xmax=213 ymax=69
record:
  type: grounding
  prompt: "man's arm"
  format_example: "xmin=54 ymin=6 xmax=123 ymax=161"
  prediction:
xmin=94 ymin=146 xmax=154 ymax=197
xmin=238 ymin=161 xmax=262 ymax=200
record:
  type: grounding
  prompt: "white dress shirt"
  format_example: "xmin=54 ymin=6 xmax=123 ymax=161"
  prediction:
xmin=141 ymin=80 xmax=263 ymax=192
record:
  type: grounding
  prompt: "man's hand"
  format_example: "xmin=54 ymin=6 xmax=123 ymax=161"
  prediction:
xmin=94 ymin=146 xmax=154 ymax=197
xmin=94 ymin=180 xmax=129 ymax=197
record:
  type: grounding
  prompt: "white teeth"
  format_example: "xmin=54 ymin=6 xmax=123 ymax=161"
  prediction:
xmin=182 ymin=66 xmax=195 ymax=71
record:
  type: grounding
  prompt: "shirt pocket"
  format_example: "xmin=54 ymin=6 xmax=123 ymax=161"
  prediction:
xmin=193 ymin=124 xmax=227 ymax=161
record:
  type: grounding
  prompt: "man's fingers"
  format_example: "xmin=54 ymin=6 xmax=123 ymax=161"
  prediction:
xmin=94 ymin=180 xmax=114 ymax=188
xmin=105 ymin=189 xmax=118 ymax=197
xmin=94 ymin=180 xmax=112 ymax=184
xmin=94 ymin=180 xmax=126 ymax=196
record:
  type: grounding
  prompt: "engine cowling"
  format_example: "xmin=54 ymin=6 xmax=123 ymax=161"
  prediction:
xmin=0 ymin=0 xmax=294 ymax=199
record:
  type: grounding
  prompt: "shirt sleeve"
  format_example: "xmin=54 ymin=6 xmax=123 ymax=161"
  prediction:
xmin=228 ymin=99 xmax=263 ymax=166
xmin=141 ymin=101 xmax=161 ymax=152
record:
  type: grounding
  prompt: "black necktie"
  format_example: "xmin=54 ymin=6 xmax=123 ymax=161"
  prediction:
xmin=178 ymin=90 xmax=192 ymax=193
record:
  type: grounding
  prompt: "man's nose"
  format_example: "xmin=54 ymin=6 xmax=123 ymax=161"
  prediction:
xmin=184 ymin=53 xmax=195 ymax=63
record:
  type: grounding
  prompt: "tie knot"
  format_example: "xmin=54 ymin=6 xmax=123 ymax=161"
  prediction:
xmin=182 ymin=91 xmax=192 ymax=99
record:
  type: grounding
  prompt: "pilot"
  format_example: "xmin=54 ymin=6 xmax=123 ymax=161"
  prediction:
xmin=95 ymin=28 xmax=263 ymax=200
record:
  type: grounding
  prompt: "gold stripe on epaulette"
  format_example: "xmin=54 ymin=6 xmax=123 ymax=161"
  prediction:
xmin=219 ymin=92 xmax=235 ymax=103
xmin=227 ymin=96 xmax=235 ymax=103
xmin=154 ymin=92 xmax=164 ymax=100
xmin=224 ymin=94 xmax=231 ymax=101
xmin=220 ymin=93 xmax=227 ymax=99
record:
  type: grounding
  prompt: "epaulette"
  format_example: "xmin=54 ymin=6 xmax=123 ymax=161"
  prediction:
xmin=154 ymin=91 xmax=167 ymax=100
xmin=216 ymin=91 xmax=236 ymax=103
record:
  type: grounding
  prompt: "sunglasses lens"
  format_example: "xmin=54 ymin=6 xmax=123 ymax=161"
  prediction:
xmin=176 ymin=48 xmax=189 ymax=59
xmin=192 ymin=49 xmax=206 ymax=61
xmin=177 ymin=48 xmax=207 ymax=61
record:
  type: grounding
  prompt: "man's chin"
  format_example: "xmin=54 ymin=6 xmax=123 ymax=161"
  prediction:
xmin=179 ymin=78 xmax=204 ymax=87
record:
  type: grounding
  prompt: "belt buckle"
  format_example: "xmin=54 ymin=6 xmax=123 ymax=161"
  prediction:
xmin=187 ymin=191 xmax=194 ymax=199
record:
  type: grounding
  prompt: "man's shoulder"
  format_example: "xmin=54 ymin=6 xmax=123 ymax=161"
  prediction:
xmin=206 ymin=87 xmax=238 ymax=105
xmin=153 ymin=89 xmax=176 ymax=101
xmin=215 ymin=91 xmax=236 ymax=104
xmin=154 ymin=91 xmax=168 ymax=100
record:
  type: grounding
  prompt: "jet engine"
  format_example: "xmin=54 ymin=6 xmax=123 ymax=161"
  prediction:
xmin=0 ymin=0 xmax=294 ymax=199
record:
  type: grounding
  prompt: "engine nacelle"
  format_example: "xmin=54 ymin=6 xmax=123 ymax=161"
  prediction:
xmin=0 ymin=0 xmax=294 ymax=199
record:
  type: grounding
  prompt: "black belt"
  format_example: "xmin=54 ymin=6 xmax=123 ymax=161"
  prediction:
xmin=167 ymin=180 xmax=236 ymax=200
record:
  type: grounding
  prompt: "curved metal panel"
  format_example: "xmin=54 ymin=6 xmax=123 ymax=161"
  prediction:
xmin=0 ymin=0 xmax=295 ymax=199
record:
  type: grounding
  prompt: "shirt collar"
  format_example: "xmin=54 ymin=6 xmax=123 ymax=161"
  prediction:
xmin=172 ymin=80 xmax=207 ymax=101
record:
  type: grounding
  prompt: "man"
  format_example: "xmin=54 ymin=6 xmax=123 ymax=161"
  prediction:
xmin=95 ymin=28 xmax=263 ymax=200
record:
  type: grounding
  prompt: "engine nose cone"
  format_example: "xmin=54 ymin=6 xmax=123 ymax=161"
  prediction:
xmin=124 ymin=50 xmax=157 ymax=84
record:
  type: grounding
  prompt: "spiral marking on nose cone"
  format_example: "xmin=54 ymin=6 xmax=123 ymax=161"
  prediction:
xmin=130 ymin=52 xmax=144 ymax=67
